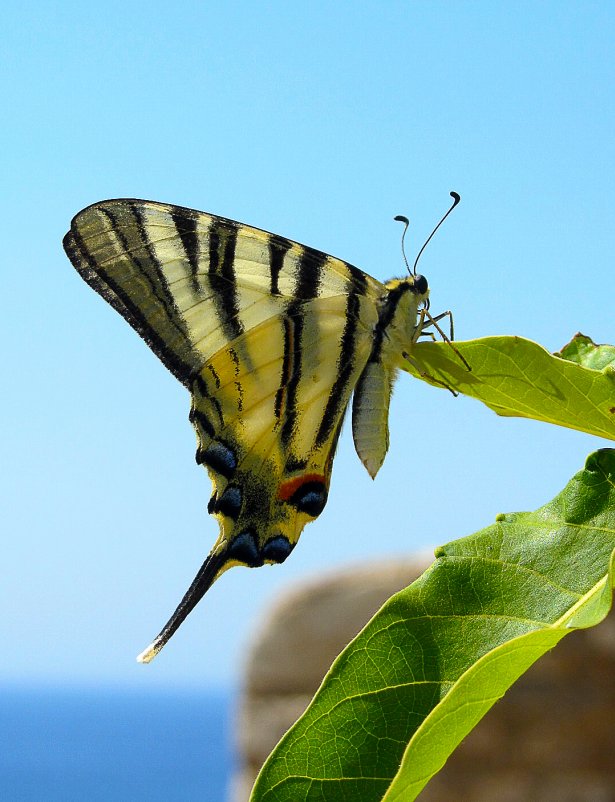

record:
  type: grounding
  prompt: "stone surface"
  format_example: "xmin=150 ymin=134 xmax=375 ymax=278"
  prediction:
xmin=230 ymin=555 xmax=615 ymax=801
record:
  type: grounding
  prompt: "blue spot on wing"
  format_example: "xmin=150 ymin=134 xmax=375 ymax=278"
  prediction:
xmin=262 ymin=536 xmax=294 ymax=564
xmin=289 ymin=481 xmax=328 ymax=517
xmin=215 ymin=486 xmax=242 ymax=519
xmin=198 ymin=441 xmax=237 ymax=478
xmin=227 ymin=530 xmax=262 ymax=567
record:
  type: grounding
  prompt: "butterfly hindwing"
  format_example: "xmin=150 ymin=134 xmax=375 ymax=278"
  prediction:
xmin=191 ymin=294 xmax=377 ymax=560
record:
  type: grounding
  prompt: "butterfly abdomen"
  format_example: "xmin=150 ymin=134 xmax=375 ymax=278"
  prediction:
xmin=352 ymin=362 xmax=396 ymax=479
xmin=352 ymin=276 xmax=429 ymax=478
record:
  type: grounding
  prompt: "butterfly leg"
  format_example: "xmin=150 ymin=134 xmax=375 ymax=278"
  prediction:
xmin=402 ymin=350 xmax=458 ymax=397
xmin=419 ymin=309 xmax=454 ymax=340
xmin=416 ymin=308 xmax=472 ymax=373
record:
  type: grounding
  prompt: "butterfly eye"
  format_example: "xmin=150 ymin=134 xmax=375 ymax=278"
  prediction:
xmin=261 ymin=535 xmax=294 ymax=564
xmin=227 ymin=530 xmax=262 ymax=566
xmin=413 ymin=274 xmax=428 ymax=295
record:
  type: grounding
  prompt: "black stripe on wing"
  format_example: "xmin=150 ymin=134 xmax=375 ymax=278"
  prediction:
xmin=193 ymin=373 xmax=225 ymax=429
xmin=208 ymin=220 xmax=243 ymax=342
xmin=189 ymin=406 xmax=216 ymax=440
xmin=268 ymin=235 xmax=292 ymax=296
xmin=63 ymin=206 xmax=195 ymax=387
xmin=280 ymin=246 xmax=326 ymax=448
xmin=315 ymin=270 xmax=368 ymax=447
xmin=171 ymin=209 xmax=201 ymax=293
xmin=274 ymin=316 xmax=295 ymax=420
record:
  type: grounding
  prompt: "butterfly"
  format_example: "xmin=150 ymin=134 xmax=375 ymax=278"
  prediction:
xmin=63 ymin=193 xmax=460 ymax=662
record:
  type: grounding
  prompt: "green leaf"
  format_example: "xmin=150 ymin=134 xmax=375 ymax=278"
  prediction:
xmin=250 ymin=450 xmax=615 ymax=802
xmin=403 ymin=335 xmax=615 ymax=441
xmin=555 ymin=331 xmax=615 ymax=371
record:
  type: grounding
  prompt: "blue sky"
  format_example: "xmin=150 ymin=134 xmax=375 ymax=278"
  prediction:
xmin=2 ymin=2 xmax=614 ymax=692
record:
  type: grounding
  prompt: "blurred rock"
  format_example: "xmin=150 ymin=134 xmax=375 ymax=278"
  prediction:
xmin=230 ymin=555 xmax=615 ymax=801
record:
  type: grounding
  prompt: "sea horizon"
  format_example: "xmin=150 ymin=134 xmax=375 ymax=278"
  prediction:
xmin=0 ymin=683 xmax=235 ymax=801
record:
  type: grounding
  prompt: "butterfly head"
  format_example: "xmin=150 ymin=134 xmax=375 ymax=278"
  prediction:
xmin=407 ymin=273 xmax=430 ymax=314
xmin=412 ymin=273 xmax=429 ymax=300
xmin=382 ymin=274 xmax=430 ymax=324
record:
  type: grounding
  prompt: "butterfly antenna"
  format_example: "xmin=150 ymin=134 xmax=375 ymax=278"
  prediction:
xmin=412 ymin=191 xmax=460 ymax=276
xmin=393 ymin=214 xmax=412 ymax=275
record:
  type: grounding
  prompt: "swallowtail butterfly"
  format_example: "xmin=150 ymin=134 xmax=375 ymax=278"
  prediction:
xmin=63 ymin=194 xmax=460 ymax=661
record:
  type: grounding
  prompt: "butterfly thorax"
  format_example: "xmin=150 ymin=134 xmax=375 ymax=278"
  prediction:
xmin=378 ymin=274 xmax=429 ymax=359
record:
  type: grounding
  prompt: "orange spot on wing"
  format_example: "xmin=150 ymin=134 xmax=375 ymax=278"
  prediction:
xmin=278 ymin=473 xmax=327 ymax=501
